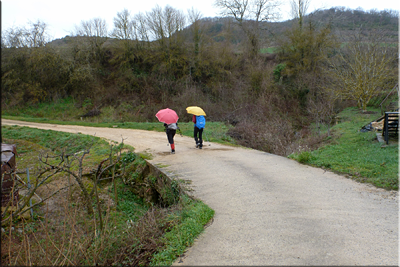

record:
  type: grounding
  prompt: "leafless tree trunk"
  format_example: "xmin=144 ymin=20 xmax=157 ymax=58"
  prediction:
xmin=215 ymin=0 xmax=280 ymax=57
xmin=188 ymin=8 xmax=204 ymax=57
xmin=133 ymin=12 xmax=150 ymax=45
xmin=112 ymin=9 xmax=134 ymax=40
xmin=290 ymin=0 xmax=311 ymax=28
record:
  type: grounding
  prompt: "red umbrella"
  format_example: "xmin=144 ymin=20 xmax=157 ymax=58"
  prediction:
xmin=155 ymin=108 xmax=179 ymax=124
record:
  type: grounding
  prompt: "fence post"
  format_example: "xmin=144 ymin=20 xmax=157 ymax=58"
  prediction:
xmin=384 ymin=113 xmax=389 ymax=145
xmin=26 ymin=168 xmax=34 ymax=218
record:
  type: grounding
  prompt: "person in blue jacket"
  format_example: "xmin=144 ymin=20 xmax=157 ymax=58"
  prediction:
xmin=192 ymin=115 xmax=206 ymax=149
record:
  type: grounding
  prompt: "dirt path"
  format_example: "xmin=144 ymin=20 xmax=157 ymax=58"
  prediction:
xmin=2 ymin=119 xmax=398 ymax=265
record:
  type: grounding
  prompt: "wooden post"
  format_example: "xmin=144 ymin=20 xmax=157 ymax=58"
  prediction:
xmin=384 ymin=113 xmax=389 ymax=145
xmin=26 ymin=168 xmax=34 ymax=218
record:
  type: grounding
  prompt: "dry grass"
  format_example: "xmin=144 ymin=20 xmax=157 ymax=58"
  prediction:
xmin=227 ymin=117 xmax=331 ymax=156
xmin=1 ymin=171 xmax=184 ymax=266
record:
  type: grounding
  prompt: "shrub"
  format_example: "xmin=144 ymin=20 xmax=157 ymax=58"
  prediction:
xmin=297 ymin=151 xmax=312 ymax=163
xmin=273 ymin=63 xmax=286 ymax=82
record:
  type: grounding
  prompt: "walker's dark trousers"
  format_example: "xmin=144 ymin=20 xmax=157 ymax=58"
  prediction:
xmin=194 ymin=127 xmax=203 ymax=147
xmin=166 ymin=129 xmax=176 ymax=144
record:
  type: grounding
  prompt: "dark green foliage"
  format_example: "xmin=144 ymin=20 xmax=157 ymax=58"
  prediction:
xmin=122 ymin=152 xmax=136 ymax=163
xmin=1 ymin=47 xmax=71 ymax=106
xmin=273 ymin=63 xmax=286 ymax=82
xmin=277 ymin=22 xmax=338 ymax=77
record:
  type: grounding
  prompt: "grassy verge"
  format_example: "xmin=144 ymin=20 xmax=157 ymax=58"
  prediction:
xmin=150 ymin=195 xmax=214 ymax=266
xmin=1 ymin=125 xmax=214 ymax=266
xmin=289 ymin=107 xmax=399 ymax=190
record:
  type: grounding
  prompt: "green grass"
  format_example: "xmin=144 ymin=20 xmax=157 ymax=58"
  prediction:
xmin=260 ymin=47 xmax=277 ymax=54
xmin=1 ymin=125 xmax=114 ymax=172
xmin=150 ymin=195 xmax=214 ymax=266
xmin=3 ymin=97 xmax=82 ymax=119
xmin=1 ymin=125 xmax=103 ymax=154
xmin=289 ymin=107 xmax=399 ymax=190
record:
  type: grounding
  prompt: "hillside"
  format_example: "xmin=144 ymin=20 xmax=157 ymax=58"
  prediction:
xmin=2 ymin=7 xmax=399 ymax=157
xmin=46 ymin=7 xmax=399 ymax=51
xmin=176 ymin=7 xmax=399 ymax=49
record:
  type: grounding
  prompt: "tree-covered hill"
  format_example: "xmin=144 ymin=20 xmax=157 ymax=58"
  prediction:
xmin=45 ymin=7 xmax=399 ymax=51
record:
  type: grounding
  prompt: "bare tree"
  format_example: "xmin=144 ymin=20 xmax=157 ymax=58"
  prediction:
xmin=146 ymin=5 xmax=186 ymax=48
xmin=2 ymin=20 xmax=51 ymax=48
xmin=72 ymin=18 xmax=108 ymax=38
xmin=1 ymin=167 xmax=66 ymax=225
xmin=39 ymin=148 xmax=95 ymax=215
xmin=2 ymin=26 xmax=26 ymax=48
xmin=327 ymin=29 xmax=397 ymax=112
xmin=133 ymin=12 xmax=150 ymax=43
xmin=215 ymin=0 xmax=280 ymax=57
xmin=146 ymin=5 xmax=164 ymax=44
xmin=72 ymin=18 xmax=108 ymax=62
xmin=112 ymin=9 xmax=134 ymax=40
xmin=37 ymin=140 xmax=125 ymax=219
xmin=26 ymin=20 xmax=51 ymax=47
xmin=93 ymin=18 xmax=108 ymax=37
xmin=290 ymin=0 xmax=311 ymax=28
xmin=188 ymin=8 xmax=204 ymax=56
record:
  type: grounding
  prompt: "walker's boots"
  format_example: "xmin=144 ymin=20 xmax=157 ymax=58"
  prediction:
xmin=196 ymin=143 xmax=200 ymax=148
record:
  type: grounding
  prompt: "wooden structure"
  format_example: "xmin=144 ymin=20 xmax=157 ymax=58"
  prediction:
xmin=383 ymin=112 xmax=399 ymax=144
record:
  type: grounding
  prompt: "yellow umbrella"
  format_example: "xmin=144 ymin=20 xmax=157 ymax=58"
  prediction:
xmin=186 ymin=106 xmax=206 ymax=116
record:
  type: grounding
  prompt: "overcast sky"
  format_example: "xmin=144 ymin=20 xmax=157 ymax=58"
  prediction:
xmin=2 ymin=0 xmax=399 ymax=40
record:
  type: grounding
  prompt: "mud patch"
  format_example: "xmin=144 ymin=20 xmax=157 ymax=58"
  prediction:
xmin=208 ymin=148 xmax=234 ymax=151
xmin=158 ymin=152 xmax=174 ymax=156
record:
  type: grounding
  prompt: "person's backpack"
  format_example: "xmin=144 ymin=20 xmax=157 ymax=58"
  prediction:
xmin=195 ymin=115 xmax=206 ymax=129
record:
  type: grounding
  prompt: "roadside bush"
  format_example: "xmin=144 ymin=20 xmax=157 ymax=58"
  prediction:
xmin=228 ymin=116 xmax=296 ymax=156
xmin=289 ymin=151 xmax=314 ymax=163
xmin=273 ymin=63 xmax=286 ymax=82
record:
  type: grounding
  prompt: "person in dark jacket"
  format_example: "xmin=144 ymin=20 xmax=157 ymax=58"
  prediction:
xmin=192 ymin=115 xmax=205 ymax=149
xmin=164 ymin=122 xmax=178 ymax=154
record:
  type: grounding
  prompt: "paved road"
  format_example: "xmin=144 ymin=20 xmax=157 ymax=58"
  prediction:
xmin=2 ymin=119 xmax=398 ymax=265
